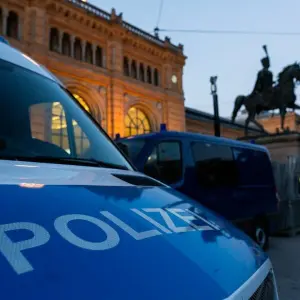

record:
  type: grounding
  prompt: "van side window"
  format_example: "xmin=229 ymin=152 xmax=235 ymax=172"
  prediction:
xmin=144 ymin=141 xmax=182 ymax=185
xmin=191 ymin=142 xmax=238 ymax=187
xmin=233 ymin=148 xmax=273 ymax=185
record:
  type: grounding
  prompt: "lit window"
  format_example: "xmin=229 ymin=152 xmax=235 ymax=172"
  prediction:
xmin=124 ymin=107 xmax=151 ymax=137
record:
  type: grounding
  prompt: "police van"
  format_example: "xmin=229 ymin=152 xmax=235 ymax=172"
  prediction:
xmin=0 ymin=37 xmax=279 ymax=299
xmin=116 ymin=131 xmax=279 ymax=250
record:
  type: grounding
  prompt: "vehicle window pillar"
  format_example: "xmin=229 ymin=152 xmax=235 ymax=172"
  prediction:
xmin=65 ymin=108 xmax=77 ymax=156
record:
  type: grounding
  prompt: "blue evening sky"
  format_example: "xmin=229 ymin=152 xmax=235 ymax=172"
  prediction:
xmin=91 ymin=0 xmax=300 ymax=117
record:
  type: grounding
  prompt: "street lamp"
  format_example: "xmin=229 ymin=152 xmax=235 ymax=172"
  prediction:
xmin=210 ymin=76 xmax=220 ymax=137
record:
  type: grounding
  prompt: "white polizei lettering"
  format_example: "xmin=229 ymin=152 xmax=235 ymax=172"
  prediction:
xmin=131 ymin=209 xmax=172 ymax=234
xmin=186 ymin=210 xmax=221 ymax=231
xmin=100 ymin=211 xmax=162 ymax=240
xmin=0 ymin=222 xmax=50 ymax=275
xmin=142 ymin=208 xmax=196 ymax=233
xmin=54 ymin=214 xmax=119 ymax=250
xmin=167 ymin=208 xmax=213 ymax=231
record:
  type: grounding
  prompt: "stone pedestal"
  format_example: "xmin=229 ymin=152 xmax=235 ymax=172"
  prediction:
xmin=238 ymin=132 xmax=300 ymax=162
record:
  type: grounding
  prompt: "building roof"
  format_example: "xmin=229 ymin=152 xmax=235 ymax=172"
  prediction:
xmin=65 ymin=0 xmax=183 ymax=53
xmin=185 ymin=107 xmax=264 ymax=133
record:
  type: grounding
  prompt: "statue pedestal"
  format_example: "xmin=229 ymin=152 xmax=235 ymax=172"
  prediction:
xmin=237 ymin=132 xmax=300 ymax=162
xmin=239 ymin=132 xmax=300 ymax=236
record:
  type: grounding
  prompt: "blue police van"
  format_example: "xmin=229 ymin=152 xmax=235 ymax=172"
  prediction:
xmin=116 ymin=130 xmax=279 ymax=250
xmin=0 ymin=37 xmax=279 ymax=299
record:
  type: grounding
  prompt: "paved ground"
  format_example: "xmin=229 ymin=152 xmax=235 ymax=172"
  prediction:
xmin=268 ymin=236 xmax=300 ymax=300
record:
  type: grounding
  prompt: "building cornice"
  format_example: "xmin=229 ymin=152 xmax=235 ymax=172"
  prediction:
xmin=45 ymin=0 xmax=186 ymax=65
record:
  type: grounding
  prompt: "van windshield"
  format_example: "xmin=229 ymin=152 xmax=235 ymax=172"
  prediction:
xmin=0 ymin=58 xmax=132 ymax=170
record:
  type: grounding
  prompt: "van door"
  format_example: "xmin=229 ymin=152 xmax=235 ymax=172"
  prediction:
xmin=143 ymin=140 xmax=185 ymax=189
xmin=189 ymin=141 xmax=238 ymax=220
xmin=232 ymin=148 xmax=277 ymax=221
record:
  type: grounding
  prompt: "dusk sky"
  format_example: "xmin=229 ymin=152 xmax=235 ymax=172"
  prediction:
xmin=91 ymin=0 xmax=300 ymax=117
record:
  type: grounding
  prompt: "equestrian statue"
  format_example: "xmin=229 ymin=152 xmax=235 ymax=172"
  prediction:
xmin=231 ymin=45 xmax=300 ymax=135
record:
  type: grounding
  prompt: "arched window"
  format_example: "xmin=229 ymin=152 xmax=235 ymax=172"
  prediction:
xmin=139 ymin=63 xmax=145 ymax=82
xmin=124 ymin=107 xmax=151 ymax=137
xmin=154 ymin=68 xmax=159 ymax=86
xmin=7 ymin=11 xmax=19 ymax=39
xmin=147 ymin=66 xmax=152 ymax=84
xmin=131 ymin=60 xmax=137 ymax=79
xmin=85 ymin=42 xmax=93 ymax=64
xmin=62 ymin=33 xmax=71 ymax=56
xmin=49 ymin=28 xmax=59 ymax=52
xmin=74 ymin=38 xmax=82 ymax=60
xmin=123 ymin=56 xmax=129 ymax=76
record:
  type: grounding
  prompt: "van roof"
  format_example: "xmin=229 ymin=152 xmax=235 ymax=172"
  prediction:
xmin=118 ymin=131 xmax=268 ymax=152
xmin=0 ymin=37 xmax=63 ymax=86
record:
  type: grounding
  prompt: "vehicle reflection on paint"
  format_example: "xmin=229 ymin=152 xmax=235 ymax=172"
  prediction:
xmin=19 ymin=183 xmax=45 ymax=188
xmin=164 ymin=198 xmax=266 ymax=269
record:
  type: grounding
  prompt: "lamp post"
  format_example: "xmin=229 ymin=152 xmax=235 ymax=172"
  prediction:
xmin=210 ymin=76 xmax=220 ymax=137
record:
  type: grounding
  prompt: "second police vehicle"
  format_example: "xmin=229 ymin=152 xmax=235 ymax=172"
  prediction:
xmin=0 ymin=37 xmax=279 ymax=299
xmin=116 ymin=130 xmax=280 ymax=250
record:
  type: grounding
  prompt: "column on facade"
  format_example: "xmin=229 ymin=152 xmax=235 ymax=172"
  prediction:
xmin=82 ymin=40 xmax=86 ymax=62
xmin=70 ymin=35 xmax=75 ymax=58
xmin=151 ymin=67 xmax=155 ymax=85
xmin=2 ymin=7 xmax=8 ymax=36
xmin=58 ymin=30 xmax=63 ymax=53
xmin=27 ymin=4 xmax=47 ymax=46
xmin=163 ymin=64 xmax=172 ymax=89
xmin=106 ymin=38 xmax=124 ymax=136
xmin=92 ymin=44 xmax=97 ymax=65
xmin=128 ymin=58 xmax=132 ymax=77
xmin=178 ymin=69 xmax=183 ymax=93
xmin=102 ymin=48 xmax=106 ymax=68
xmin=136 ymin=61 xmax=140 ymax=80
xmin=111 ymin=84 xmax=125 ymax=137
xmin=18 ymin=14 xmax=23 ymax=40
xmin=27 ymin=8 xmax=37 ymax=43
xmin=107 ymin=39 xmax=123 ymax=72
xmin=111 ymin=44 xmax=116 ymax=70
xmin=98 ymin=86 xmax=107 ymax=129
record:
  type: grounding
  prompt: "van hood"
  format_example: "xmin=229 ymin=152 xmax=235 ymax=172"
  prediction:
xmin=0 ymin=161 xmax=269 ymax=300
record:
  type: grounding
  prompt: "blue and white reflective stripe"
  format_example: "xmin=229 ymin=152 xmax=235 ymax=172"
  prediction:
xmin=0 ymin=36 xmax=9 ymax=45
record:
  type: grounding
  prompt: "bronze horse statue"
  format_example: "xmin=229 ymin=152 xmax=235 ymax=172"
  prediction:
xmin=231 ymin=63 xmax=300 ymax=135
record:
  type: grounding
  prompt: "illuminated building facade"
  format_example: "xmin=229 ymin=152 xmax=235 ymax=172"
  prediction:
xmin=1 ymin=0 xmax=186 ymax=148
xmin=1 ymin=0 xmax=265 ymax=147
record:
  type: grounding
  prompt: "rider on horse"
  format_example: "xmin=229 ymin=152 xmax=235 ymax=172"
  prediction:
xmin=252 ymin=45 xmax=274 ymax=106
